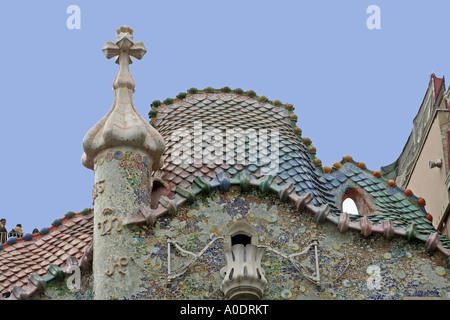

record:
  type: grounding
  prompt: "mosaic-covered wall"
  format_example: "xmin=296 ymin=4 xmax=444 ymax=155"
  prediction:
xmin=34 ymin=188 xmax=450 ymax=300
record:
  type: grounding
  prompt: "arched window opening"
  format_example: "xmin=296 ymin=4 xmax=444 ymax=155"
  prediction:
xmin=341 ymin=188 xmax=373 ymax=216
xmin=150 ymin=179 xmax=171 ymax=209
xmin=343 ymin=198 xmax=359 ymax=215
xmin=231 ymin=234 xmax=252 ymax=247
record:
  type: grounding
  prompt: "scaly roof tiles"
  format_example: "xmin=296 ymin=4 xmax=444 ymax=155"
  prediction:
xmin=0 ymin=210 xmax=93 ymax=296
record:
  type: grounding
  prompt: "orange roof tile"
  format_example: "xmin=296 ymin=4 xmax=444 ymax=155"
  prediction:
xmin=0 ymin=210 xmax=93 ymax=295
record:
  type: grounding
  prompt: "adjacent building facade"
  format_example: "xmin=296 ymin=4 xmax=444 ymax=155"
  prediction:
xmin=381 ymin=74 xmax=450 ymax=237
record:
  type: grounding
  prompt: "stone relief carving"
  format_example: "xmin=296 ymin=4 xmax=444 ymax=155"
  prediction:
xmin=105 ymin=257 xmax=129 ymax=276
xmin=97 ymin=217 xmax=122 ymax=236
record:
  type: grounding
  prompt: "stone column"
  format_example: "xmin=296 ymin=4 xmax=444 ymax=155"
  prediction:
xmin=81 ymin=26 xmax=165 ymax=300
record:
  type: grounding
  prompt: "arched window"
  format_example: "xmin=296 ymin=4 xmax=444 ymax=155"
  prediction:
xmin=150 ymin=178 xmax=171 ymax=209
xmin=341 ymin=188 xmax=373 ymax=216
xmin=231 ymin=234 xmax=252 ymax=247
xmin=342 ymin=198 xmax=359 ymax=215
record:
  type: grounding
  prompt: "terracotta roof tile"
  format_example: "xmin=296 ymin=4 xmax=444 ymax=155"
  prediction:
xmin=50 ymin=230 xmax=61 ymax=237
xmin=0 ymin=210 xmax=93 ymax=294
xmin=62 ymin=243 xmax=73 ymax=251
xmin=23 ymin=267 xmax=33 ymax=274
xmin=31 ymin=264 xmax=41 ymax=272
xmin=55 ymin=249 xmax=66 ymax=257
xmin=64 ymin=220 xmax=76 ymax=227
xmin=68 ymin=247 xmax=79 ymax=256
xmin=37 ymin=269 xmax=46 ymax=276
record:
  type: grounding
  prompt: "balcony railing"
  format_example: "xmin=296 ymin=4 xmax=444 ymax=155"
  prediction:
xmin=0 ymin=232 xmax=24 ymax=244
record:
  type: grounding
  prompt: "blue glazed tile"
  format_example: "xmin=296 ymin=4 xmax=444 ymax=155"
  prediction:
xmin=336 ymin=173 xmax=347 ymax=183
xmin=312 ymin=197 xmax=319 ymax=206
xmin=289 ymin=159 xmax=300 ymax=167
xmin=343 ymin=169 xmax=356 ymax=177
xmin=393 ymin=192 xmax=405 ymax=201
xmin=370 ymin=176 xmax=380 ymax=184
xmin=358 ymin=180 xmax=368 ymax=187
xmin=401 ymin=199 xmax=412 ymax=207
xmin=281 ymin=162 xmax=292 ymax=170
xmin=318 ymin=177 xmax=327 ymax=184
xmin=281 ymin=146 xmax=292 ymax=153
xmin=357 ymin=173 xmax=368 ymax=180
xmin=299 ymin=182 xmax=308 ymax=190
xmin=279 ymin=171 xmax=290 ymax=180
xmin=294 ymin=166 xmax=305 ymax=174
xmin=305 ymin=181 xmax=314 ymax=189
xmin=351 ymin=166 xmax=361 ymax=174
xmin=281 ymin=154 xmax=292 ymax=162
xmin=331 ymin=179 xmax=341 ymax=187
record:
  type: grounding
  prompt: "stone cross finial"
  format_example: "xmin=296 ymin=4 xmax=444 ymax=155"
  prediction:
xmin=102 ymin=25 xmax=147 ymax=92
xmin=81 ymin=26 xmax=165 ymax=171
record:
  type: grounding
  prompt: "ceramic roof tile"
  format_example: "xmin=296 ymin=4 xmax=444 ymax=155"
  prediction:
xmin=0 ymin=211 xmax=93 ymax=294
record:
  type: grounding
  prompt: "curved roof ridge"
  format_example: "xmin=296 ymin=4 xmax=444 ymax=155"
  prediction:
xmin=148 ymin=86 xmax=303 ymax=136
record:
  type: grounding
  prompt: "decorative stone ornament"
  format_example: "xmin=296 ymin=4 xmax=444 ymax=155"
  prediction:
xmin=81 ymin=26 xmax=165 ymax=300
xmin=220 ymin=221 xmax=267 ymax=300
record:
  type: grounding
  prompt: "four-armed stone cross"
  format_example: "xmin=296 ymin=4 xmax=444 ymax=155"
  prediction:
xmin=102 ymin=25 xmax=147 ymax=92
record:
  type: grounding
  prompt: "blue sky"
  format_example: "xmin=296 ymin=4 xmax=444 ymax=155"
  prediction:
xmin=0 ymin=0 xmax=449 ymax=232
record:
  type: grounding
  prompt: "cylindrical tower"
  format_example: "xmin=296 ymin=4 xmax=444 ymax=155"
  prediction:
xmin=81 ymin=26 xmax=165 ymax=300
